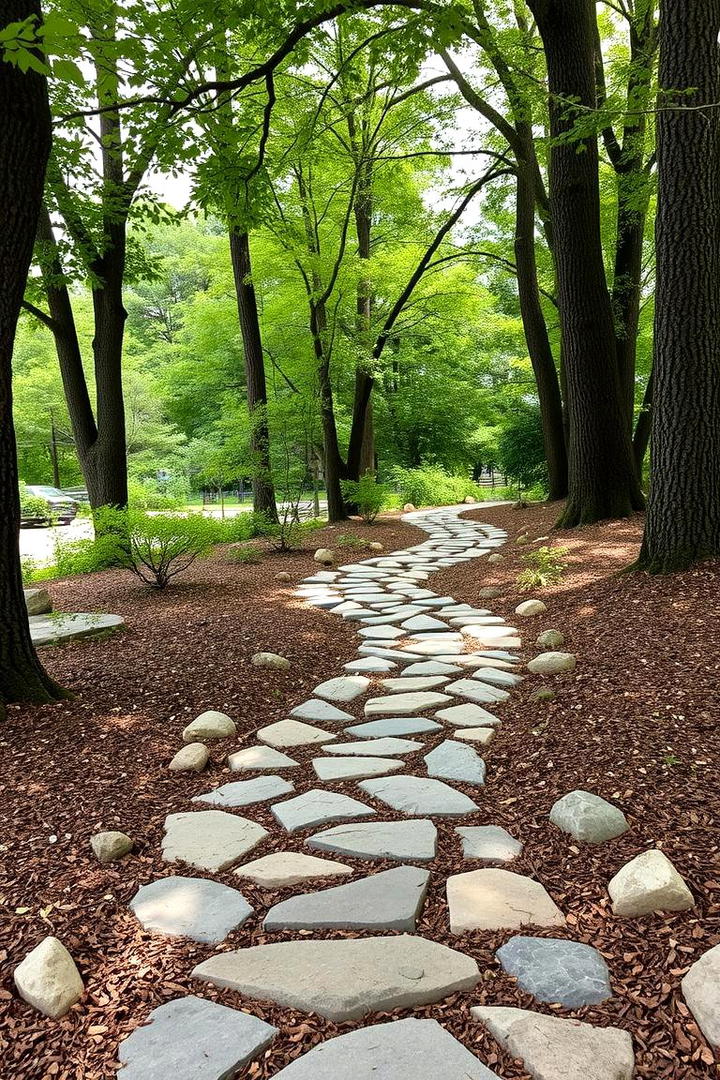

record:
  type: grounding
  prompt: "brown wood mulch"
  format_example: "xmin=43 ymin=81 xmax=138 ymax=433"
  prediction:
xmin=1 ymin=505 xmax=719 ymax=1079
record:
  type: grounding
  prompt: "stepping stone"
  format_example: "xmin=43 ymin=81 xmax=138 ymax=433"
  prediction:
xmin=454 ymin=726 xmax=495 ymax=745
xmin=424 ymin=740 xmax=486 ymax=786
xmin=436 ymin=702 xmax=502 ymax=727
xmin=162 ymin=811 xmax=268 ymax=872
xmin=496 ymin=936 xmax=612 ymax=1007
xmin=192 ymin=935 xmax=480 ymax=1021
xmin=270 ymin=1017 xmax=499 ymax=1080
xmin=313 ymin=756 xmax=403 ymax=781
xmin=549 ymin=790 xmax=630 ymax=844
xmin=365 ymin=691 xmax=451 ymax=716
xmin=682 ymin=943 xmax=720 ymax=1048
xmin=608 ymin=849 xmax=694 ymax=916
xmin=290 ymin=700 xmax=354 ymax=725
xmin=346 ymin=717 xmax=443 ymax=738
xmin=380 ymin=676 xmax=448 ymax=692
xmin=12 ymin=936 xmax=83 ymax=1019
xmin=444 ymin=678 xmax=509 ymax=705
xmin=30 ymin=611 xmax=125 ymax=648
xmin=450 ymin=615 xmax=503 ymax=626
xmin=401 ymin=615 xmax=448 ymax=631
xmin=117 ymin=996 xmax=277 ymax=1080
xmin=413 ymin=596 xmax=455 ymax=607
xmin=458 ymin=655 xmax=516 ymax=671
xmin=358 ymin=625 xmax=404 ymax=639
xmin=402 ymin=661 xmax=462 ymax=676
xmin=228 ymin=745 xmax=299 ymax=771
xmin=344 ymin=656 xmax=397 ymax=673
xmin=325 ymin=737 xmax=423 ymax=756
xmin=305 ymin=571 xmax=338 ymax=581
xmin=272 ymin=789 xmax=376 ymax=832
xmin=330 ymin=601 xmax=366 ymax=614
xmin=182 ymin=710 xmax=236 ymax=743
xmin=457 ymin=825 xmax=522 ymax=862
xmin=403 ymin=639 xmax=464 ymax=655
xmin=307 ymin=819 xmax=437 ymax=862
xmin=472 ymin=1006 xmax=634 ymax=1080
xmin=193 ymin=775 xmax=294 ymax=807
xmin=130 ymin=876 xmax=253 ymax=943
xmin=471 ymin=667 xmax=523 ymax=688
xmin=447 ymin=869 xmax=565 ymax=933
xmin=258 ymin=719 xmax=337 ymax=748
xmin=264 ymin=865 xmax=430 ymax=932
xmin=360 ymin=775 xmax=478 ymax=816
xmin=358 ymin=645 xmax=424 ymax=661
xmin=313 ymin=676 xmax=371 ymax=702
xmin=235 ymin=852 xmax=353 ymax=888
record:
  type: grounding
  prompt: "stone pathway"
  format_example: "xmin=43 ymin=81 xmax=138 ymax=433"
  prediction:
xmin=113 ymin=506 xmax=639 ymax=1078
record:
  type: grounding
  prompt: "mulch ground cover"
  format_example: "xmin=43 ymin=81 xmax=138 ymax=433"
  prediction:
xmin=1 ymin=504 xmax=719 ymax=1078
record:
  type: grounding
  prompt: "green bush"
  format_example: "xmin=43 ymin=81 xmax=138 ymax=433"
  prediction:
xmin=21 ymin=556 xmax=38 ymax=585
xmin=19 ymin=482 xmax=50 ymax=522
xmin=227 ymin=544 xmax=264 ymax=564
xmin=96 ymin=507 xmax=217 ymax=589
xmin=341 ymin=474 xmax=389 ymax=523
xmin=517 ymin=545 xmax=568 ymax=591
xmin=388 ymin=465 xmax=482 ymax=507
xmin=52 ymin=531 xmax=120 ymax=577
xmin=128 ymin=474 xmax=191 ymax=511
xmin=337 ymin=533 xmax=370 ymax=549
xmin=496 ymin=405 xmax=549 ymax=494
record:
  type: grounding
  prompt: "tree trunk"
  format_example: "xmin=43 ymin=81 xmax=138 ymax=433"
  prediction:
xmin=612 ymin=176 xmax=649 ymax=429
xmin=229 ymin=229 xmax=279 ymax=523
xmin=632 ymin=369 xmax=653 ymax=479
xmin=87 ymin=263 xmax=129 ymax=510
xmin=529 ymin=0 xmax=644 ymax=525
xmin=0 ymin=1 xmax=65 ymax=705
xmin=311 ymin=300 xmax=348 ymax=522
xmin=346 ymin=162 xmax=375 ymax=481
xmin=637 ymin=0 xmax=720 ymax=571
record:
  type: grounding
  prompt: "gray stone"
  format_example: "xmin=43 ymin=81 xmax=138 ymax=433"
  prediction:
xmin=527 ymin=651 xmax=576 ymax=675
xmin=453 ymin=727 xmax=496 ymax=746
xmin=13 ymin=936 xmax=83 ymax=1019
xmin=365 ymin=691 xmax=451 ymax=716
xmin=380 ymin=676 xmax=448 ymax=693
xmin=324 ymin=737 xmax=423 ymax=756
xmin=24 ymin=587 xmax=52 ymax=615
xmin=251 ymin=652 xmax=290 ymax=670
xmin=444 ymin=678 xmax=510 ymax=705
xmin=290 ymin=699 xmax=355 ymax=725
xmin=314 ymin=548 xmax=334 ymax=564
xmin=182 ymin=710 xmax=235 ymax=743
xmin=402 ymin=639 xmax=464 ymax=655
xmin=360 ymin=775 xmax=478 ymax=816
xmin=313 ymin=756 xmax=403 ymax=781
xmin=402 ymin=661 xmax=463 ymax=676
xmin=471 ymin=666 xmax=523 ymax=688
xmin=682 ymin=943 xmax=720 ymax=1048
xmin=227 ymin=745 xmax=299 ymax=771
xmin=169 ymin=743 xmax=209 ymax=772
xmin=357 ymin=625 xmax=404 ymax=639
xmin=162 ymin=811 xmax=267 ymax=872
xmin=435 ymin=702 xmax=502 ymax=727
xmin=608 ymin=849 xmax=694 ymax=916
xmin=346 ymin=717 xmax=442 ymax=738
xmin=117 ymin=995 xmax=277 ymax=1080
xmin=313 ymin=675 xmax=371 ymax=702
xmin=235 ymin=852 xmax=353 ymax=889
xmin=264 ymin=866 xmax=430 ymax=932
xmin=447 ymin=870 xmax=565 ymax=933
xmin=276 ymin=571 xmax=293 ymax=582
xmin=401 ymin=614 xmax=448 ymax=631
xmin=30 ymin=611 xmax=124 ymax=648
xmin=424 ymin=740 xmax=486 ymax=786
xmin=549 ymin=790 xmax=629 ymax=844
xmin=272 ymin=789 xmax=376 ymax=832
xmin=358 ymin=645 xmax=424 ymax=662
xmin=90 ymin=830 xmax=132 ymax=864
xmin=271 ymin=1018 xmax=498 ymax=1080
xmin=478 ymin=587 xmax=503 ymax=599
xmin=308 ymin=819 xmax=437 ymax=862
xmin=496 ymin=935 xmax=613 ymax=1008
xmin=471 ymin=1007 xmax=634 ymax=1080
xmin=515 ymin=599 xmax=547 ymax=617
xmin=193 ymin=775 xmax=294 ymax=807
xmin=258 ymin=719 xmax=337 ymax=747
xmin=487 ymin=553 xmax=504 ymax=564
xmin=536 ymin=629 xmax=565 ymax=648
xmin=192 ymin=935 xmax=480 ymax=1021
xmin=344 ymin=657 xmax=397 ymax=673
xmin=130 ymin=875 xmax=253 ymax=943
xmin=457 ymin=826 xmax=522 ymax=863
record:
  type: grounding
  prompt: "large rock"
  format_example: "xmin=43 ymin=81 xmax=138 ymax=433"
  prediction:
xmin=447 ymin=869 xmax=565 ymax=933
xmin=495 ymin=936 xmax=612 ymax=1008
xmin=515 ymin=599 xmax=547 ymax=617
xmin=424 ymin=740 xmax=486 ymax=787
xmin=487 ymin=553 xmax=504 ymax=564
xmin=608 ymin=849 xmax=694 ymax=916
xmin=307 ymin=819 xmax=437 ymax=862
xmin=90 ymin=830 xmax=133 ymax=864
xmin=272 ymin=789 xmax=376 ymax=832
xmin=549 ymin=790 xmax=629 ymax=844
xmin=13 ymin=936 xmax=83 ymax=1018
xmin=682 ymin=943 xmax=720 ymax=1047
xmin=235 ymin=852 xmax=353 ymax=889
xmin=130 ymin=875 xmax=253 ymax=943
xmin=192 ymin=935 xmax=480 ymax=1021
xmin=270 ymin=1018 xmax=498 ymax=1080
xmin=182 ymin=710 xmax=235 ymax=743
xmin=162 ymin=810 xmax=267 ymax=872
xmin=169 ymin=743 xmax=209 ymax=772
xmin=117 ymin=995 xmax=277 ymax=1079
xmin=536 ymin=629 xmax=565 ymax=648
xmin=472 ymin=1006 xmax=634 ymax=1080
xmin=527 ymin=651 xmax=576 ymax=675
xmin=251 ymin=652 xmax=290 ymax=670
xmin=314 ymin=548 xmax=335 ymax=565
xmin=24 ymin=587 xmax=52 ymax=615
xmin=359 ymin=775 xmax=478 ymax=816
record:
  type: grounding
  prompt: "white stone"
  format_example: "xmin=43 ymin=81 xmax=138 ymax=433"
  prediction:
xmin=251 ymin=652 xmax=290 ymax=670
xmin=682 ymin=943 xmax=720 ymax=1048
xmin=169 ymin=743 xmax=209 ymax=772
xmin=515 ymin=599 xmax=547 ymax=617
xmin=258 ymin=719 xmax=337 ymax=748
xmin=527 ymin=651 xmax=576 ymax=674
xmin=13 ymin=936 xmax=83 ymax=1018
xmin=344 ymin=656 xmax=397 ymax=672
xmin=313 ymin=756 xmax=403 ymax=781
xmin=435 ymin=702 xmax=502 ymax=727
xmin=608 ymin=849 xmax=694 ymax=916
xmin=549 ymin=790 xmax=629 ymax=844
xmin=445 ymin=678 xmax=509 ymax=705
xmin=357 ymin=625 xmax=404 ymax=639
xmin=182 ymin=710 xmax=236 ymax=743
xmin=365 ymin=691 xmax=451 ymax=716
xmin=380 ymin=676 xmax=448 ymax=693
xmin=90 ymin=830 xmax=132 ymax=864
xmin=235 ymin=852 xmax=353 ymax=889
xmin=290 ymin=699 xmax=355 ymax=725
xmin=447 ymin=869 xmax=565 ymax=933
xmin=457 ymin=825 xmax=521 ymax=862
xmin=313 ymin=675 xmax=370 ymax=702
xmin=314 ymin=548 xmax=334 ymax=564
xmin=162 ymin=810 xmax=268 ymax=872
xmin=325 ymin=736 xmax=422 ymax=756
xmin=227 ymin=745 xmax=299 ymax=771
xmin=453 ymin=726 xmax=496 ymax=745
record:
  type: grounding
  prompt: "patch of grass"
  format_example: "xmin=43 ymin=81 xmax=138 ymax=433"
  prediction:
xmin=517 ymin=546 xmax=568 ymax=590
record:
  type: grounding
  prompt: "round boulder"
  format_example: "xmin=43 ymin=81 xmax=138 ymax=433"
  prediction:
xmin=275 ymin=572 xmax=292 ymax=583
xmin=515 ymin=599 xmax=547 ymax=617
xmin=516 ymin=534 xmax=530 ymax=546
xmin=13 ymin=936 xmax=83 ymax=1019
xmin=549 ymin=790 xmax=629 ymax=845
xmin=537 ymin=629 xmax=565 ymax=648
xmin=182 ymin=710 xmax=236 ymax=743
xmin=170 ymin=743 xmax=210 ymax=772
xmin=403 ymin=503 xmax=416 ymax=512
xmin=527 ymin=651 xmax=576 ymax=675
xmin=252 ymin=652 xmax=290 ymax=671
xmin=478 ymin=587 xmax=503 ymax=599
xmin=90 ymin=830 xmax=133 ymax=865
xmin=463 ymin=495 xmax=476 ymax=504
xmin=368 ymin=541 xmax=384 ymax=551
xmin=487 ymin=553 xmax=504 ymax=564
xmin=313 ymin=548 xmax=334 ymax=565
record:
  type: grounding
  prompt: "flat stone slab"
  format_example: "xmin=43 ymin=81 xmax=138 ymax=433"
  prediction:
xmin=357 ymin=625 xmax=404 ymax=639
xmin=117 ymin=995 xmax=277 ymax=1080
xmin=272 ymin=789 xmax=376 ymax=832
xmin=130 ymin=875 xmax=253 ymax=943
xmin=264 ymin=866 xmax=430 ymax=932
xmin=435 ymin=703 xmax=502 ymax=727
xmin=360 ymin=775 xmax=478 ymax=816
xmin=290 ymin=700 xmax=355 ymax=725
xmin=424 ymin=740 xmax=486 ymax=786
xmin=324 ymin=737 xmax=423 ymax=756
xmin=192 ymin=935 xmax=480 ymax=1021
xmin=401 ymin=614 xmax=449 ymax=631
xmin=346 ymin=717 xmax=443 ymax=738
xmin=193 ymin=775 xmax=294 ymax=807
xmin=447 ymin=869 xmax=565 ymax=933
xmin=270 ymin=1017 xmax=499 ymax=1080
xmin=549 ymin=790 xmax=630 ymax=844
xmin=313 ymin=676 xmax=371 ymax=702
xmin=453 ymin=727 xmax=496 ymax=745
xmin=380 ymin=676 xmax=448 ymax=692
xmin=682 ymin=942 xmax=720 ymax=1048
xmin=457 ymin=826 xmax=522 ymax=863
xmin=30 ymin=612 xmax=124 ymax=648
xmin=445 ymin=678 xmax=509 ymax=704
xmin=472 ymin=1006 xmax=634 ymax=1080
xmin=307 ymin=819 xmax=437 ymax=862
xmin=234 ymin=852 xmax=353 ymax=889
xmin=402 ymin=639 xmax=464 ymax=655
xmin=344 ymin=657 xmax=397 ymax=672
xmin=258 ymin=719 xmax=337 ymax=748
xmin=358 ymin=645 xmax=424 ymax=662
xmin=228 ymin=745 xmax=299 ymax=771
xmin=162 ymin=811 xmax=268 ymax=872
xmin=496 ymin=935 xmax=612 ymax=1008
xmin=402 ymin=661 xmax=463 ymax=676
xmin=471 ymin=666 xmax=523 ymax=688
xmin=365 ymin=691 xmax=451 ymax=716
xmin=608 ymin=848 xmax=694 ymax=916
xmin=313 ymin=756 xmax=403 ymax=781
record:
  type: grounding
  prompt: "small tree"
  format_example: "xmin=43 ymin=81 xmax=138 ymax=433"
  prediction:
xmin=497 ymin=405 xmax=548 ymax=495
xmin=341 ymin=474 xmax=388 ymax=524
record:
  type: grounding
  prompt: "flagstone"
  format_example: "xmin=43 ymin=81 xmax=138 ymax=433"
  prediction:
xmin=307 ymin=819 xmax=438 ymax=862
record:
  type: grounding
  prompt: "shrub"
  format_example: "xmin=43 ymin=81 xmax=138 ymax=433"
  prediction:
xmin=341 ymin=474 xmax=389 ymax=523
xmin=227 ymin=544 xmax=263 ymax=564
xmin=388 ymin=465 xmax=482 ymax=507
xmin=337 ymin=533 xmax=370 ymax=549
xmin=128 ymin=474 xmax=190 ymax=511
xmin=93 ymin=508 xmax=217 ymax=589
xmin=21 ymin=556 xmax=37 ymax=585
xmin=517 ymin=545 xmax=568 ymax=591
xmin=19 ymin=482 xmax=50 ymax=522
xmin=52 ymin=532 xmax=120 ymax=577
xmin=496 ymin=405 xmax=549 ymax=494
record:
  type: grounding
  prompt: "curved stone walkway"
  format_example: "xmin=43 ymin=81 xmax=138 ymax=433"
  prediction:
xmin=118 ymin=506 xmax=636 ymax=1079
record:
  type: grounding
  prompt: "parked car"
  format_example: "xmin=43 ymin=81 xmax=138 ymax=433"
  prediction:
xmin=21 ymin=485 xmax=79 ymax=527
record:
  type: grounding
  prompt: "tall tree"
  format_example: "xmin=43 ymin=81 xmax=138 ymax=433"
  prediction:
xmin=637 ymin=0 xmax=720 ymax=570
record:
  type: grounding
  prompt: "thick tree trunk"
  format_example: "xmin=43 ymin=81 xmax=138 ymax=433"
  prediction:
xmin=637 ymin=1 xmax=720 ymax=571
xmin=0 ymin=1 xmax=65 ymax=705
xmin=529 ymin=0 xmax=644 ymax=525
xmin=229 ymin=229 xmax=279 ymax=523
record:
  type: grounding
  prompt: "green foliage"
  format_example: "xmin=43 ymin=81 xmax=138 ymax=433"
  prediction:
xmin=21 ymin=556 xmax=38 ymax=585
xmin=19 ymin=482 xmax=50 ymax=522
xmin=388 ymin=466 xmax=481 ymax=508
xmin=341 ymin=474 xmax=388 ymax=524
xmin=128 ymin=474 xmax=191 ymax=511
xmin=226 ymin=543 xmax=264 ymax=564
xmin=52 ymin=532 xmax=120 ymax=577
xmin=95 ymin=508 xmax=218 ymax=590
xmin=517 ymin=546 xmax=569 ymax=591
xmin=496 ymin=405 xmax=549 ymax=494
xmin=336 ymin=533 xmax=370 ymax=550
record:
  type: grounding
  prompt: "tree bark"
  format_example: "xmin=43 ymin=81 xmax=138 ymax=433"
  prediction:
xmin=229 ymin=229 xmax=279 ymax=522
xmin=637 ymin=0 xmax=720 ymax=571
xmin=311 ymin=299 xmax=348 ymax=522
xmin=346 ymin=158 xmax=375 ymax=481
xmin=0 ymin=0 xmax=65 ymax=705
xmin=529 ymin=0 xmax=644 ymax=525
xmin=632 ymin=369 xmax=652 ymax=479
